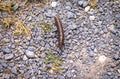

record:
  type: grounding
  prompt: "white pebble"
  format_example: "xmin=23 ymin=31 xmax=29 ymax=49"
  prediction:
xmin=5 ymin=54 xmax=14 ymax=60
xmin=89 ymin=16 xmax=95 ymax=20
xmin=25 ymin=50 xmax=35 ymax=58
xmin=23 ymin=55 xmax=28 ymax=60
xmin=51 ymin=1 xmax=57 ymax=7
xmin=85 ymin=6 xmax=90 ymax=12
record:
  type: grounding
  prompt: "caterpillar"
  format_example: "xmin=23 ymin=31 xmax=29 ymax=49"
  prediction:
xmin=54 ymin=15 xmax=64 ymax=48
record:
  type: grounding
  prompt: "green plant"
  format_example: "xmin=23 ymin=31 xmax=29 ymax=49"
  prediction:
xmin=44 ymin=49 xmax=63 ymax=72
xmin=40 ymin=21 xmax=53 ymax=33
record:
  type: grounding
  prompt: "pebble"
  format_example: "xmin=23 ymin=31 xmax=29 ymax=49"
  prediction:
xmin=23 ymin=55 xmax=28 ymax=60
xmin=28 ymin=16 xmax=32 ymax=21
xmin=28 ymin=46 xmax=34 ymax=51
xmin=89 ymin=16 xmax=95 ymax=20
xmin=25 ymin=50 xmax=35 ymax=58
xmin=78 ymin=0 xmax=84 ymax=7
xmin=84 ymin=6 xmax=90 ymax=12
xmin=66 ymin=12 xmax=74 ymax=19
xmin=115 ymin=13 xmax=120 ymax=19
xmin=4 ymin=54 xmax=14 ymax=60
xmin=65 ymin=6 xmax=71 ymax=11
xmin=89 ymin=51 xmax=94 ymax=57
xmin=113 ymin=54 xmax=119 ymax=60
xmin=69 ymin=23 xmax=79 ymax=30
xmin=2 ymin=47 xmax=11 ymax=54
xmin=83 ymin=1 xmax=89 ymax=7
xmin=51 ymin=1 xmax=57 ymax=7
xmin=11 ymin=67 xmax=17 ymax=74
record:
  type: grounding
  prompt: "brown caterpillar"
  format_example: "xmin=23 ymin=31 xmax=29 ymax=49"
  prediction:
xmin=54 ymin=15 xmax=64 ymax=48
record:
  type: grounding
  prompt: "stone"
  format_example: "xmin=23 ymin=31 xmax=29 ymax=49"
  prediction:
xmin=28 ymin=16 xmax=32 ymax=21
xmin=11 ymin=67 xmax=17 ymax=74
xmin=28 ymin=46 xmax=34 ymax=51
xmin=113 ymin=54 xmax=119 ymax=60
xmin=89 ymin=16 xmax=95 ymax=20
xmin=11 ymin=44 xmax=15 ymax=48
xmin=85 ymin=6 xmax=90 ymax=12
xmin=89 ymin=51 xmax=94 ymax=57
xmin=78 ymin=1 xmax=84 ymax=6
xmin=69 ymin=23 xmax=79 ymax=30
xmin=51 ymin=1 xmax=57 ymax=7
xmin=23 ymin=55 xmax=28 ymax=60
xmin=45 ymin=10 xmax=52 ymax=18
xmin=4 ymin=54 xmax=14 ymax=60
xmin=83 ymin=1 xmax=89 ymax=7
xmin=67 ymin=12 xmax=74 ymax=19
xmin=65 ymin=6 xmax=71 ymax=11
xmin=116 ymin=24 xmax=120 ymax=29
xmin=115 ymin=13 xmax=120 ymax=19
xmin=2 ymin=47 xmax=11 ymax=54
xmin=25 ymin=50 xmax=35 ymax=58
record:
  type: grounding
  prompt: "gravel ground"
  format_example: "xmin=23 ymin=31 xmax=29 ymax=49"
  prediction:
xmin=0 ymin=0 xmax=120 ymax=79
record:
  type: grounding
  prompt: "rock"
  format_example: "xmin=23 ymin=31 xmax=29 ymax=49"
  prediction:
xmin=59 ymin=76 xmax=65 ymax=79
xmin=116 ymin=24 xmax=120 ymax=29
xmin=2 ymin=47 xmax=11 ymax=54
xmin=45 ymin=10 xmax=52 ymax=18
xmin=83 ymin=1 xmax=89 ymax=7
xmin=67 ymin=12 xmax=74 ymax=19
xmin=94 ymin=48 xmax=98 ymax=52
xmin=25 ymin=50 xmax=35 ymax=58
xmin=107 ymin=72 xmax=112 ymax=76
xmin=89 ymin=51 xmax=94 ymax=57
xmin=23 ymin=55 xmax=28 ymax=60
xmin=11 ymin=67 xmax=17 ymax=74
xmin=4 ymin=54 xmax=14 ymax=60
xmin=66 ymin=72 xmax=72 ymax=78
xmin=69 ymin=23 xmax=79 ymax=30
xmin=28 ymin=46 xmax=34 ymax=51
xmin=85 ymin=6 xmax=90 ymax=12
xmin=11 ymin=44 xmax=15 ymax=49
xmin=78 ymin=1 xmax=84 ymax=6
xmin=89 ymin=16 xmax=95 ymax=20
xmin=115 ymin=13 xmax=120 ymax=19
xmin=94 ymin=28 xmax=99 ymax=34
xmin=65 ymin=6 xmax=71 ymax=11
xmin=28 ymin=16 xmax=32 ymax=21
xmin=51 ymin=1 xmax=57 ymax=7
xmin=113 ymin=54 xmax=119 ymax=60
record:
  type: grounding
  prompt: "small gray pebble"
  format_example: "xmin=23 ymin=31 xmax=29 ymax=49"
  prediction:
xmin=11 ymin=67 xmax=17 ymax=74
xmin=115 ymin=13 xmax=120 ymax=19
xmin=2 ymin=47 xmax=11 ymax=54
xmin=83 ymin=1 xmax=89 ymax=7
xmin=28 ymin=46 xmax=34 ymax=51
xmin=65 ymin=6 xmax=71 ymax=11
xmin=113 ymin=54 xmax=119 ymax=60
xmin=78 ymin=1 xmax=84 ymax=6
xmin=89 ymin=51 xmax=94 ymax=57
xmin=4 ymin=54 xmax=14 ymax=60
xmin=66 ymin=12 xmax=74 ymax=19
xmin=25 ymin=50 xmax=35 ymax=58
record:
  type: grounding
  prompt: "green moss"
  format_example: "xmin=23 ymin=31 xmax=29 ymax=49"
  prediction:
xmin=44 ymin=49 xmax=63 ymax=72
xmin=40 ymin=21 xmax=53 ymax=33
